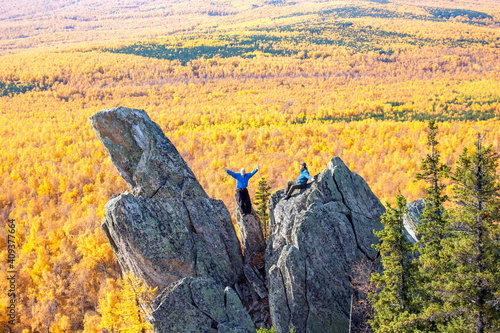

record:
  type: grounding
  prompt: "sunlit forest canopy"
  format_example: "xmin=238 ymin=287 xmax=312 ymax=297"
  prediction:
xmin=0 ymin=0 xmax=499 ymax=331
xmin=101 ymin=4 xmax=498 ymax=62
xmin=1 ymin=0 xmax=499 ymax=54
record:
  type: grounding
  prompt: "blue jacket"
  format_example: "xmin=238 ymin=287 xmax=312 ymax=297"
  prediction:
xmin=226 ymin=169 xmax=259 ymax=189
xmin=297 ymin=168 xmax=313 ymax=184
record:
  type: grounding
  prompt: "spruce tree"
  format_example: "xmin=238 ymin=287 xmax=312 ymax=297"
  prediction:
xmin=415 ymin=120 xmax=451 ymax=249
xmin=439 ymin=134 xmax=500 ymax=332
xmin=254 ymin=177 xmax=272 ymax=241
xmin=370 ymin=194 xmax=419 ymax=332
xmin=370 ymin=125 xmax=500 ymax=332
xmin=414 ymin=120 xmax=452 ymax=329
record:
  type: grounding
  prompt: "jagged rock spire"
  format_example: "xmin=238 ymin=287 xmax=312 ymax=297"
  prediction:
xmin=91 ymin=107 xmax=388 ymax=333
xmin=90 ymin=107 xmax=254 ymax=332
xmin=266 ymin=157 xmax=385 ymax=333
xmin=90 ymin=106 xmax=207 ymax=199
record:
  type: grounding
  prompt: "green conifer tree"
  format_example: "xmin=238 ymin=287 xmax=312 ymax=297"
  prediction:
xmin=438 ymin=134 xmax=500 ymax=333
xmin=370 ymin=126 xmax=500 ymax=332
xmin=415 ymin=120 xmax=451 ymax=248
xmin=254 ymin=177 xmax=272 ymax=241
xmin=414 ymin=120 xmax=452 ymax=329
xmin=370 ymin=194 xmax=419 ymax=332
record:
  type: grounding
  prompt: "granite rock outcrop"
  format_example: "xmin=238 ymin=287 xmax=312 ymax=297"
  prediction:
xmin=91 ymin=107 xmax=389 ymax=332
xmin=91 ymin=107 xmax=255 ymax=332
xmin=266 ymin=157 xmax=385 ymax=333
xmin=403 ymin=199 xmax=425 ymax=243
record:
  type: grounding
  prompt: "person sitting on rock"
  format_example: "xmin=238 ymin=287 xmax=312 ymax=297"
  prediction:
xmin=224 ymin=165 xmax=261 ymax=215
xmin=284 ymin=162 xmax=315 ymax=199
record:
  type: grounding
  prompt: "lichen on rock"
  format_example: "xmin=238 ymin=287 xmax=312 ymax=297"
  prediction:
xmin=91 ymin=107 xmax=253 ymax=332
xmin=91 ymin=107 xmax=389 ymax=333
xmin=266 ymin=157 xmax=385 ymax=333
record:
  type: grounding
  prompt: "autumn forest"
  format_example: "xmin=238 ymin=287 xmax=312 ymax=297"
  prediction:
xmin=0 ymin=0 xmax=499 ymax=331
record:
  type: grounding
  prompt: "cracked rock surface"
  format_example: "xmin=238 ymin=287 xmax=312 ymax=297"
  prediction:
xmin=92 ymin=107 xmax=387 ymax=332
xmin=403 ymin=199 xmax=425 ymax=244
xmin=90 ymin=106 xmax=207 ymax=199
xmin=91 ymin=107 xmax=253 ymax=332
xmin=152 ymin=277 xmax=254 ymax=333
xmin=266 ymin=157 xmax=385 ymax=333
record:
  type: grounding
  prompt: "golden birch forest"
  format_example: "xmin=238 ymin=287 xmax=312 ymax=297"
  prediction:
xmin=0 ymin=0 xmax=499 ymax=331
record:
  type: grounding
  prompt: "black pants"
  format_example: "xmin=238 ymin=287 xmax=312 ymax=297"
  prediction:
xmin=285 ymin=181 xmax=306 ymax=197
xmin=235 ymin=188 xmax=252 ymax=214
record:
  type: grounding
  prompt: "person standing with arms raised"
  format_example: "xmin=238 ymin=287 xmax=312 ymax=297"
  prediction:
xmin=224 ymin=165 xmax=262 ymax=215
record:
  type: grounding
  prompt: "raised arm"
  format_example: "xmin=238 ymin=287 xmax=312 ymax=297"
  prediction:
xmin=225 ymin=168 xmax=238 ymax=178
xmin=248 ymin=165 xmax=262 ymax=178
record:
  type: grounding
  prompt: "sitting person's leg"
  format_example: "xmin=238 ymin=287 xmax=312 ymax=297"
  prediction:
xmin=285 ymin=182 xmax=305 ymax=198
xmin=285 ymin=180 xmax=295 ymax=197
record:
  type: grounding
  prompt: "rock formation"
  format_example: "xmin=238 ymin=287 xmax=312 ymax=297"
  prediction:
xmin=91 ymin=107 xmax=387 ymax=332
xmin=403 ymin=199 xmax=425 ymax=243
xmin=266 ymin=157 xmax=385 ymax=333
xmin=91 ymin=107 xmax=255 ymax=332
xmin=151 ymin=277 xmax=255 ymax=333
xmin=233 ymin=207 xmax=270 ymax=327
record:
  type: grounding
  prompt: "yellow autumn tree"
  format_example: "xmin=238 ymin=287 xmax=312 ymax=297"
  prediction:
xmin=96 ymin=272 xmax=156 ymax=333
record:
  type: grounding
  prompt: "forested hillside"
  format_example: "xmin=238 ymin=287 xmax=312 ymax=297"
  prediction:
xmin=0 ymin=0 xmax=499 ymax=331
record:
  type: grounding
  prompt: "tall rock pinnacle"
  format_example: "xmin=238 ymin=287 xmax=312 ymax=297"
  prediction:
xmin=90 ymin=107 xmax=254 ymax=332
xmin=90 ymin=106 xmax=206 ymax=199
